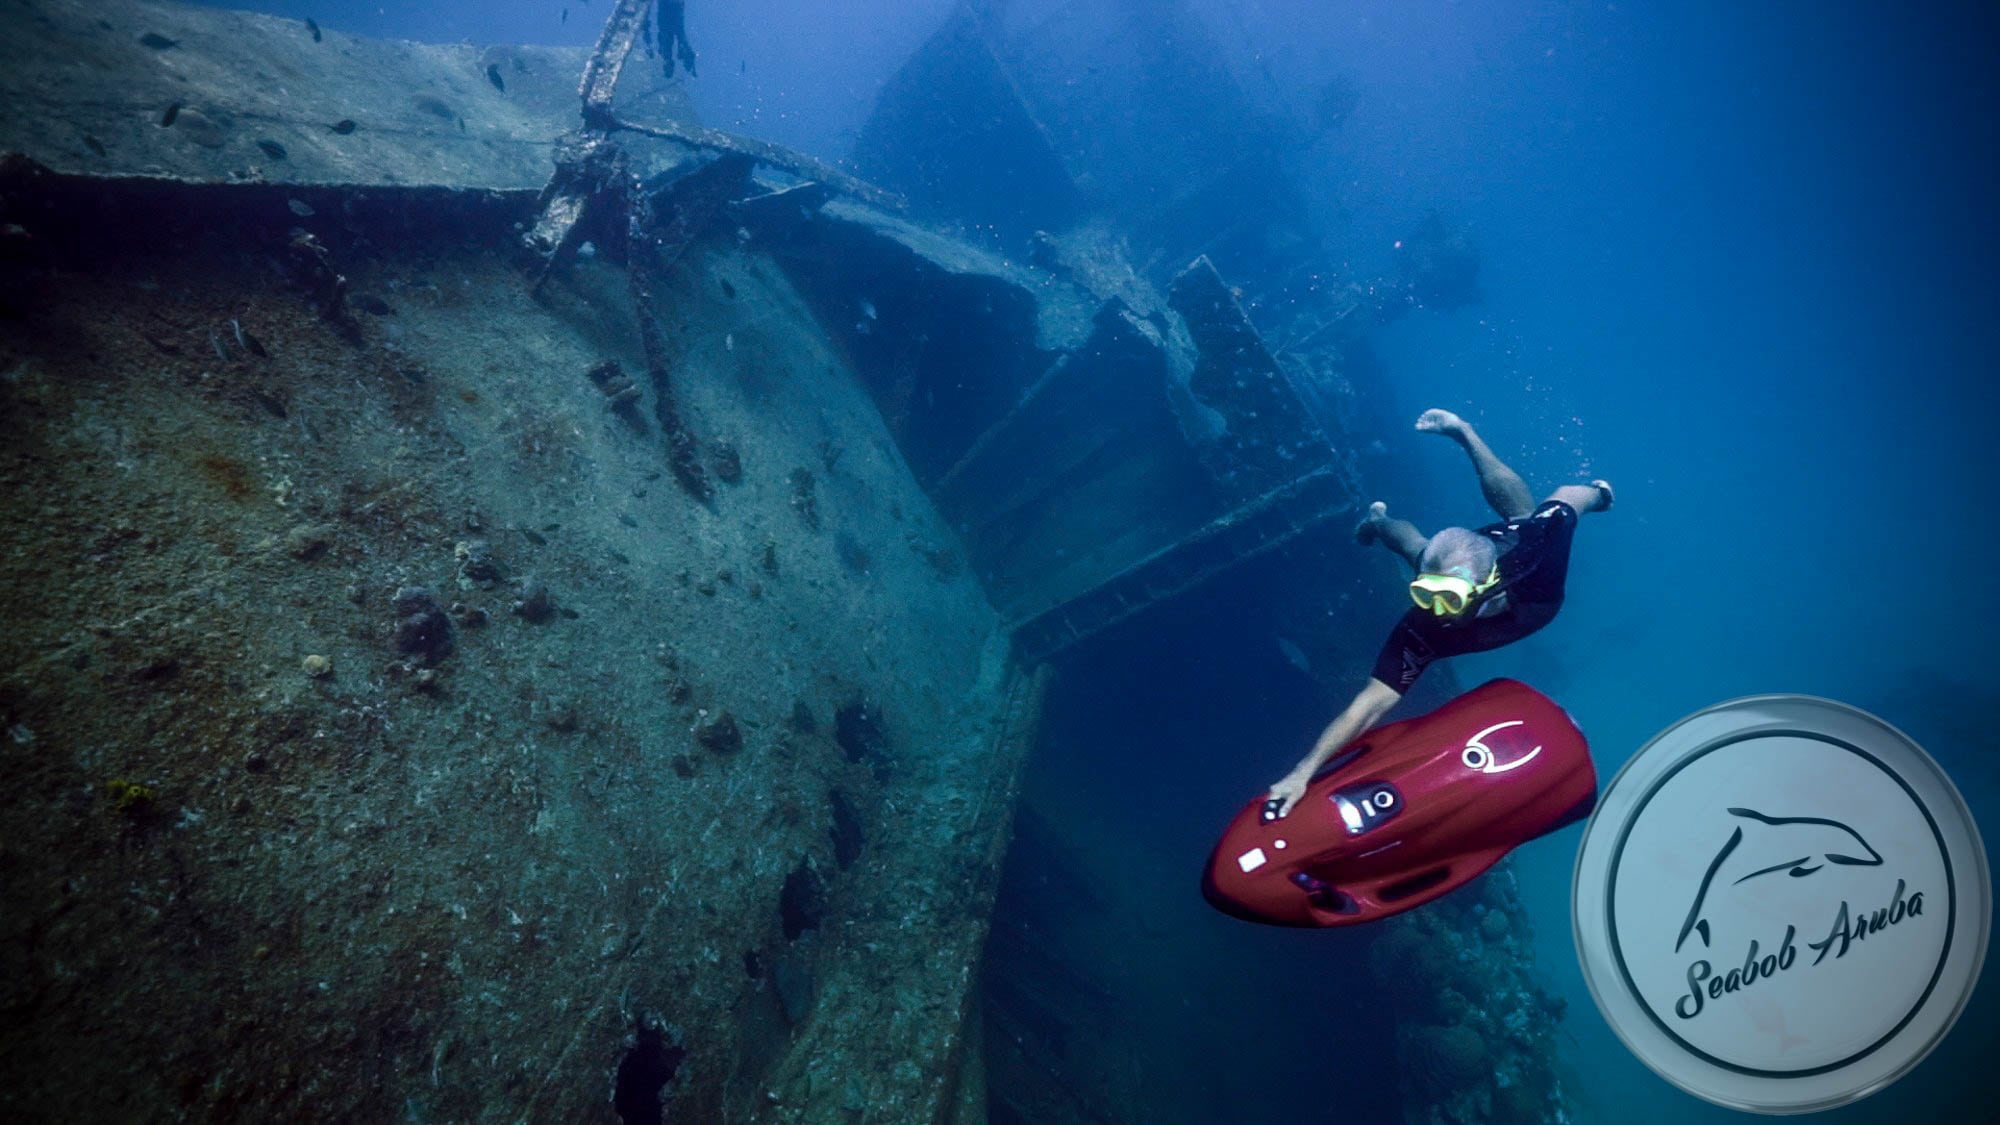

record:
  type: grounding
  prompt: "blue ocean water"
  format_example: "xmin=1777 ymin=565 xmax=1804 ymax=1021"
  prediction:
xmin=203 ymin=2 xmax=1998 ymax=1119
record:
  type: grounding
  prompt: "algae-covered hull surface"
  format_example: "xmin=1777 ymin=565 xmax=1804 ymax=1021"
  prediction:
xmin=0 ymin=171 xmax=1030 ymax=1124
xmin=0 ymin=1 xmax=1058 ymax=1116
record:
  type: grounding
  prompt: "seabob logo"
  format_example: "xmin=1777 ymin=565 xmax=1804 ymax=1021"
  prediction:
xmin=1667 ymin=807 xmax=1924 ymax=1021
xmin=1571 ymin=695 xmax=1989 ymax=1114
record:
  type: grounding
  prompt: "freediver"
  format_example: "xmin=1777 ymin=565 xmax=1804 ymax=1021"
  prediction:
xmin=658 ymin=1 xmax=697 ymax=78
xmin=1262 ymin=408 xmax=1614 ymax=820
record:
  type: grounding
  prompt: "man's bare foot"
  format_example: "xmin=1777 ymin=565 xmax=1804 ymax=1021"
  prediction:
xmin=1354 ymin=500 xmax=1388 ymax=544
xmin=1415 ymin=408 xmax=1466 ymax=437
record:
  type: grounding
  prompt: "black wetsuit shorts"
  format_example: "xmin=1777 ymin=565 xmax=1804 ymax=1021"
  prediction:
xmin=1371 ymin=499 xmax=1580 ymax=694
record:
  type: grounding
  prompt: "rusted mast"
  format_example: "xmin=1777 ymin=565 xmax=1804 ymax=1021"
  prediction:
xmin=579 ymin=0 xmax=656 ymax=132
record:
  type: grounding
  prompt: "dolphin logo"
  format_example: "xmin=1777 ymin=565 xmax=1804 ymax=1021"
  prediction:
xmin=1674 ymin=807 xmax=1884 ymax=953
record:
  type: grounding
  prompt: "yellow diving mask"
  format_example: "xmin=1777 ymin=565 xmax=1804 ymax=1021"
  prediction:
xmin=1410 ymin=565 xmax=1501 ymax=616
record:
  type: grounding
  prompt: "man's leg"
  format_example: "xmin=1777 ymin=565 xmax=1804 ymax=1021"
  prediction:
xmin=1355 ymin=501 xmax=1430 ymax=569
xmin=1416 ymin=409 xmax=1535 ymax=520
xmin=1546 ymin=480 xmax=1614 ymax=514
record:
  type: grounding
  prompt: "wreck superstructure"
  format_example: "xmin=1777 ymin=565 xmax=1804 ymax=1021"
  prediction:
xmin=848 ymin=4 xmax=1572 ymax=1123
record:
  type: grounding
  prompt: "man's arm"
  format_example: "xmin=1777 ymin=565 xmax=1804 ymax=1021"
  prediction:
xmin=1264 ymin=677 xmax=1402 ymax=819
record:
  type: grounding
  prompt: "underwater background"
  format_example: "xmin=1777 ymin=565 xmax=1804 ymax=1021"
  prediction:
xmin=11 ymin=0 xmax=1995 ymax=1120
xmin=193 ymin=0 xmax=2000 ymax=1118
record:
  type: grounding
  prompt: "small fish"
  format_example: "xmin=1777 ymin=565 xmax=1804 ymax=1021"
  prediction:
xmin=859 ymin=299 xmax=878 ymax=321
xmin=306 ymin=17 xmax=321 ymax=42
xmin=1276 ymin=636 xmax=1312 ymax=675
xmin=328 ymin=119 xmax=357 ymax=135
xmin=229 ymin=322 xmax=270 ymax=363
xmin=82 ymin=135 xmax=106 ymax=157
xmin=257 ymin=138 xmax=289 ymax=160
xmin=561 ymin=8 xmax=568 ymax=27
xmin=486 ymin=63 xmax=505 ymax=93
xmin=287 ymin=198 xmax=315 ymax=218
xmin=718 ymin=278 xmax=736 ymax=299
xmin=521 ymin=528 xmax=547 ymax=546
xmin=139 ymin=32 xmax=177 ymax=49
xmin=739 ymin=59 xmax=747 ymax=75
xmin=160 ymin=102 xmax=181 ymax=127
xmin=352 ymin=294 xmax=393 ymax=316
